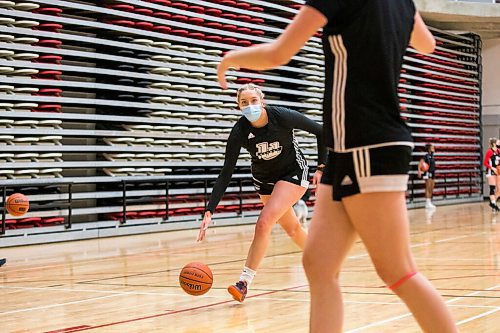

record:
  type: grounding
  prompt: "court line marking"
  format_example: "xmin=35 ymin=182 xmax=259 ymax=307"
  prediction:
xmin=345 ymin=284 xmax=500 ymax=332
xmin=1 ymin=285 xmax=497 ymax=313
xmin=40 ymin=284 xmax=309 ymax=333
xmin=455 ymin=307 xmax=500 ymax=326
xmin=0 ymin=294 xmax=123 ymax=315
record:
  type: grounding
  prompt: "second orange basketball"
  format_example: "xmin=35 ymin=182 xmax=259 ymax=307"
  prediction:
xmin=179 ymin=262 xmax=213 ymax=296
xmin=6 ymin=193 xmax=30 ymax=217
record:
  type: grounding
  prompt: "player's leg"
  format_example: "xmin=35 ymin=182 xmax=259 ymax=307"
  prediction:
xmin=487 ymin=175 xmax=498 ymax=210
xmin=302 ymin=184 xmax=358 ymax=333
xmin=228 ymin=181 xmax=306 ymax=302
xmin=261 ymin=189 xmax=307 ymax=249
xmin=343 ymin=191 xmax=457 ymax=332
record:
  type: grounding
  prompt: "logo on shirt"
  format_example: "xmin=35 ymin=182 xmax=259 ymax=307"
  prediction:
xmin=256 ymin=141 xmax=282 ymax=160
xmin=248 ymin=132 xmax=255 ymax=139
xmin=340 ymin=175 xmax=353 ymax=186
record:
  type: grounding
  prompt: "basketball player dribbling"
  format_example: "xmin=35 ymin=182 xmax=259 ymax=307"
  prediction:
xmin=216 ymin=0 xmax=458 ymax=331
xmin=197 ymin=84 xmax=326 ymax=302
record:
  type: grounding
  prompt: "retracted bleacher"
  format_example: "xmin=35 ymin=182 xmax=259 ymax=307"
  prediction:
xmin=0 ymin=0 xmax=482 ymax=246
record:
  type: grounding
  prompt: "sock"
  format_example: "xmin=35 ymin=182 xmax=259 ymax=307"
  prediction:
xmin=426 ymin=199 xmax=432 ymax=204
xmin=239 ymin=266 xmax=256 ymax=286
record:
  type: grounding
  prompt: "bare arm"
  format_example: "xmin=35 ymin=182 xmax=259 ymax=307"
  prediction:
xmin=217 ymin=6 xmax=327 ymax=88
xmin=410 ymin=11 xmax=436 ymax=54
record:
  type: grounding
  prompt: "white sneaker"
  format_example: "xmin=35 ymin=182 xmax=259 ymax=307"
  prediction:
xmin=425 ymin=201 xmax=436 ymax=209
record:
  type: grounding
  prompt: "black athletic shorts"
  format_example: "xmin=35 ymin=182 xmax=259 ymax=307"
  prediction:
xmin=321 ymin=145 xmax=412 ymax=201
xmin=422 ymin=171 xmax=435 ymax=180
xmin=253 ymin=166 xmax=309 ymax=195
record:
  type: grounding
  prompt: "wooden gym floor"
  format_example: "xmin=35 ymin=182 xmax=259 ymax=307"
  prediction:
xmin=0 ymin=202 xmax=499 ymax=332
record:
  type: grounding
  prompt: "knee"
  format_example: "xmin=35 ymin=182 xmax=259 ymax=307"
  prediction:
xmin=372 ymin=259 xmax=414 ymax=286
xmin=302 ymin=248 xmax=337 ymax=282
xmin=255 ymin=214 xmax=274 ymax=236
xmin=283 ymin=221 xmax=301 ymax=238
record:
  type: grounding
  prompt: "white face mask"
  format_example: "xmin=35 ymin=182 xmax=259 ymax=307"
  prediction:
xmin=241 ymin=104 xmax=262 ymax=122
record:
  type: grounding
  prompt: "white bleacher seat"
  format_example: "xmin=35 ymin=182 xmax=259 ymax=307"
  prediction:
xmin=154 ymin=153 xmax=173 ymax=160
xmin=0 ymin=17 xmax=15 ymax=25
xmin=149 ymin=111 xmax=172 ymax=118
xmin=38 ymin=153 xmax=63 ymax=162
xmin=169 ymin=70 xmax=190 ymax=77
xmin=170 ymin=125 xmax=189 ymax=132
xmin=0 ymin=66 xmax=15 ymax=75
xmin=150 ymin=55 xmax=172 ymax=62
xmin=170 ymin=139 xmax=189 ymax=146
xmin=14 ymin=20 xmax=39 ymax=28
xmin=152 ymin=139 xmax=172 ymax=146
xmin=149 ymin=82 xmax=171 ymax=89
xmin=187 ymin=86 xmax=205 ymax=93
xmin=0 ymin=169 xmax=14 ymax=180
xmin=0 ymin=84 xmax=14 ymax=92
xmin=153 ymin=168 xmax=172 ymax=175
xmin=13 ymin=2 xmax=39 ymax=10
xmin=149 ymin=67 xmax=172 ymax=75
xmin=0 ymin=153 xmax=13 ymax=162
xmin=13 ymin=120 xmax=38 ymax=128
xmin=151 ymin=41 xmax=171 ymax=48
xmin=134 ymin=138 xmax=154 ymax=146
xmin=13 ymin=37 xmax=38 ymax=44
xmin=14 ymin=169 xmax=39 ymax=179
xmin=39 ymin=168 xmax=63 ymax=178
xmin=13 ymin=87 xmax=39 ymax=95
xmin=38 ymin=135 xmax=63 ymax=145
xmin=0 ymin=119 xmax=14 ymax=127
xmin=135 ymin=153 xmax=154 ymax=161
xmin=170 ymin=84 xmax=189 ymax=91
xmin=205 ymin=141 xmax=225 ymax=147
xmin=149 ymin=96 xmax=172 ymax=103
xmin=0 ymin=35 xmax=15 ymax=42
xmin=186 ymin=114 xmax=206 ymax=121
xmin=12 ymin=68 xmax=39 ymax=76
xmin=12 ymin=52 xmax=39 ymax=60
xmin=13 ymin=102 xmax=38 ymax=111
xmin=171 ymin=153 xmax=190 ymax=160
xmin=132 ymin=168 xmax=155 ymax=176
xmin=169 ymin=45 xmax=189 ymax=52
xmin=169 ymin=112 xmax=189 ymax=119
xmin=13 ymin=153 xmax=39 ymax=162
xmin=206 ymin=153 xmax=224 ymax=160
xmin=103 ymin=153 xmax=135 ymax=161
xmin=0 ymin=135 xmax=14 ymax=144
xmin=132 ymin=38 xmax=154 ymax=46
xmin=13 ymin=137 xmax=39 ymax=145
xmin=190 ymin=154 xmax=207 ymax=161
xmin=103 ymin=168 xmax=134 ymax=177
xmin=170 ymin=57 xmax=189 ymax=64
xmin=152 ymin=125 xmax=171 ymax=132
xmin=38 ymin=120 xmax=62 ymax=129
xmin=187 ymin=100 xmax=205 ymax=106
xmin=123 ymin=124 xmax=153 ymax=132
xmin=103 ymin=137 xmax=135 ymax=146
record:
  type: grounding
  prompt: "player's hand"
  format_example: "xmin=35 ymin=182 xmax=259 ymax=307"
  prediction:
xmin=417 ymin=172 xmax=422 ymax=178
xmin=197 ymin=211 xmax=212 ymax=242
xmin=217 ymin=51 xmax=240 ymax=89
xmin=312 ymin=170 xmax=322 ymax=186
xmin=492 ymin=168 xmax=498 ymax=175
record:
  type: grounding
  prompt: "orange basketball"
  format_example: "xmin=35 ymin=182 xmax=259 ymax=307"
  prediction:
xmin=179 ymin=262 xmax=213 ymax=296
xmin=6 ymin=193 xmax=29 ymax=217
xmin=420 ymin=162 xmax=429 ymax=172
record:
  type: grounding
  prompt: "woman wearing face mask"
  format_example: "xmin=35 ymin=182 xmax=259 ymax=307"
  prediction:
xmin=197 ymin=83 xmax=326 ymax=302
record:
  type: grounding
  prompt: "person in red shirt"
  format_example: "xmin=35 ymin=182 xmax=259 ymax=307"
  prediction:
xmin=483 ymin=138 xmax=500 ymax=211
